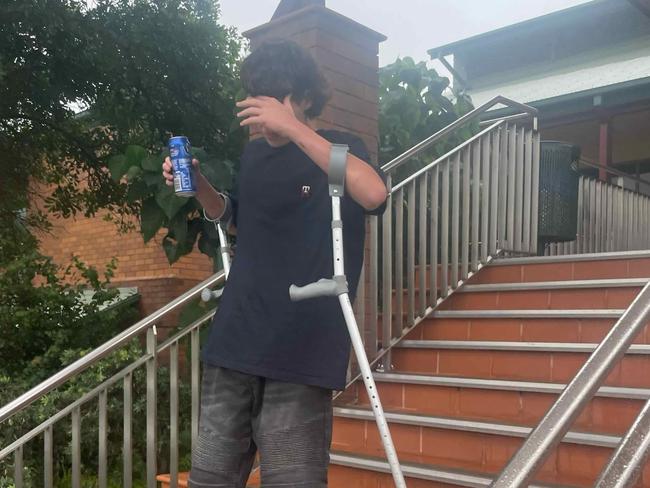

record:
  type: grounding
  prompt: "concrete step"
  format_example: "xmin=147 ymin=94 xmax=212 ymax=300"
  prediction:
xmin=438 ymin=284 xmax=641 ymax=310
xmin=469 ymin=251 xmax=650 ymax=284
xmin=328 ymin=452 xmax=565 ymax=488
xmin=390 ymin=344 xmax=650 ymax=389
xmin=350 ymin=372 xmax=649 ymax=435
xmin=331 ymin=406 xmax=643 ymax=487
xmin=405 ymin=313 xmax=650 ymax=345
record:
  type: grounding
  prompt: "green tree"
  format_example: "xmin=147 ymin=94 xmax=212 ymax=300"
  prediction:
xmin=378 ymin=57 xmax=475 ymax=180
xmin=0 ymin=232 xmax=143 ymax=487
xmin=0 ymin=1 xmax=242 ymax=484
xmin=1 ymin=0 xmax=244 ymax=258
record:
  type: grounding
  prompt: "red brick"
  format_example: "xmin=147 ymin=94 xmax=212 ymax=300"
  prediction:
xmin=521 ymin=318 xmax=582 ymax=342
xmin=457 ymin=389 xmax=521 ymax=422
xmin=358 ymin=382 xmax=404 ymax=410
xmin=420 ymin=429 xmax=485 ymax=471
xmin=550 ymin=353 xmax=621 ymax=385
xmin=491 ymin=351 xmax=551 ymax=382
xmin=522 ymin=262 xmax=573 ymax=282
xmin=549 ymin=289 xmax=608 ymax=309
xmin=605 ymin=287 xmax=642 ymax=308
xmin=392 ymin=349 xmax=438 ymax=374
xmin=578 ymin=318 xmax=618 ymax=343
xmin=573 ymin=260 xmax=627 ymax=279
xmin=421 ymin=318 xmax=471 ymax=340
xmin=589 ymin=397 xmax=644 ymax=434
xmin=467 ymin=265 xmax=522 ymax=284
xmin=438 ymin=350 xmax=492 ymax=378
xmin=626 ymin=258 xmax=650 ymax=278
xmin=497 ymin=290 xmax=549 ymax=309
xmin=332 ymin=417 xmax=366 ymax=451
xmin=403 ymin=384 xmax=458 ymax=417
xmin=438 ymin=292 xmax=499 ymax=310
xmin=366 ymin=421 xmax=422 ymax=459
xmin=619 ymin=356 xmax=650 ymax=388
xmin=555 ymin=444 xmax=612 ymax=486
xmin=468 ymin=319 xmax=521 ymax=341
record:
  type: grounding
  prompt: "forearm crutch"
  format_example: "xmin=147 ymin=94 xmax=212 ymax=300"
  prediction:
xmin=201 ymin=202 xmax=232 ymax=302
xmin=289 ymin=144 xmax=407 ymax=488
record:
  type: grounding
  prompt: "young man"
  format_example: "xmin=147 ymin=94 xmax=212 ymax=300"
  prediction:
xmin=163 ymin=39 xmax=387 ymax=487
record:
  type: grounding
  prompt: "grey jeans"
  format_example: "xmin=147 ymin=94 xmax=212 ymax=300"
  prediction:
xmin=188 ymin=365 xmax=333 ymax=488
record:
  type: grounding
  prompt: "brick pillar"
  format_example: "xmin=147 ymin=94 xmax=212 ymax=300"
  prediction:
xmin=243 ymin=1 xmax=386 ymax=163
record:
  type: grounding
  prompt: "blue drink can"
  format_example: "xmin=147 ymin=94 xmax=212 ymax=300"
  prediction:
xmin=168 ymin=136 xmax=196 ymax=197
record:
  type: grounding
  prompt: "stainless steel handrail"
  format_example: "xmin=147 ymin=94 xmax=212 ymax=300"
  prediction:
xmin=0 ymin=270 xmax=225 ymax=424
xmin=0 ymin=310 xmax=216 ymax=462
xmin=596 ymin=397 xmax=650 ymax=487
xmin=578 ymin=157 xmax=650 ymax=189
xmin=364 ymin=115 xmax=539 ymax=380
xmin=390 ymin=120 xmax=503 ymax=193
xmin=491 ymin=281 xmax=650 ymax=487
xmin=381 ymin=95 xmax=538 ymax=173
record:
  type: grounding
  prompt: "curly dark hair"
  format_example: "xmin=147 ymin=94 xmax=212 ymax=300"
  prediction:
xmin=240 ymin=39 xmax=331 ymax=119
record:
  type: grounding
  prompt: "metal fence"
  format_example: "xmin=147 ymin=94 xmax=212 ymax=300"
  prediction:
xmin=546 ymin=176 xmax=650 ymax=256
xmin=355 ymin=97 xmax=540 ymax=373
xmin=0 ymin=273 xmax=224 ymax=488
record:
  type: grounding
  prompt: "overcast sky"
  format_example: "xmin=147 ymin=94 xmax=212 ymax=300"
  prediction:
xmin=219 ymin=0 xmax=593 ymax=66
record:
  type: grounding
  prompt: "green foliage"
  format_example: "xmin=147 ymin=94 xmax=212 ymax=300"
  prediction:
xmin=0 ymin=231 xmax=143 ymax=487
xmin=110 ymin=145 xmax=236 ymax=265
xmin=0 ymin=246 xmax=120 ymax=381
xmin=1 ymin=1 xmax=239 ymax=483
xmin=1 ymin=0 xmax=244 ymax=236
xmin=378 ymin=57 xmax=475 ymax=180
xmin=0 ymin=231 xmax=202 ymax=488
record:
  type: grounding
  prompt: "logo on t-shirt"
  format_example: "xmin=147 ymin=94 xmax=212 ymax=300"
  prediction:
xmin=300 ymin=185 xmax=311 ymax=199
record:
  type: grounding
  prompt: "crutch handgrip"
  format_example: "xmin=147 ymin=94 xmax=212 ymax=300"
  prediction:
xmin=289 ymin=279 xmax=337 ymax=301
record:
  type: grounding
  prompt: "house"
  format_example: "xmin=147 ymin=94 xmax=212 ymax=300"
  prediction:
xmin=430 ymin=0 xmax=650 ymax=193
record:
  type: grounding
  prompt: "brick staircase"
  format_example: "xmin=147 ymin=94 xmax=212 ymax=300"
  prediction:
xmin=329 ymin=252 xmax=650 ymax=487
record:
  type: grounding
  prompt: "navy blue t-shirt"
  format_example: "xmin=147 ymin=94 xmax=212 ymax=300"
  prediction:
xmin=201 ymin=129 xmax=386 ymax=391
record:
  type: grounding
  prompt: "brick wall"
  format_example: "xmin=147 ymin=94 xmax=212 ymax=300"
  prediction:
xmin=39 ymin=209 xmax=213 ymax=327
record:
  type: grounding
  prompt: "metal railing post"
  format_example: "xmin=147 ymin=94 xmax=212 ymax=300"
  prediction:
xmin=98 ymin=388 xmax=108 ymax=488
xmin=123 ymin=372 xmax=133 ymax=488
xmin=14 ymin=445 xmax=23 ymax=488
xmin=146 ymin=326 xmax=158 ymax=488
xmin=170 ymin=341 xmax=179 ymax=488
xmin=71 ymin=406 xmax=81 ymax=488
xmin=382 ymin=179 xmax=394 ymax=367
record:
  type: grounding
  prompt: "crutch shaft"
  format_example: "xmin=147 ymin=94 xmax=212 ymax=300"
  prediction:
xmin=339 ymin=292 xmax=407 ymax=488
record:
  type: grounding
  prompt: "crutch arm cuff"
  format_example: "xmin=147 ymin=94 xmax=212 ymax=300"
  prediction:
xmin=328 ymin=144 xmax=349 ymax=197
xmin=203 ymin=192 xmax=233 ymax=225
